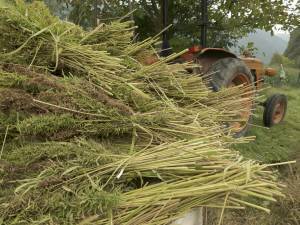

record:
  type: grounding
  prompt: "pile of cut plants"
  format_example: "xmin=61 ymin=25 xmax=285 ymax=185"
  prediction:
xmin=0 ymin=1 xmax=290 ymax=224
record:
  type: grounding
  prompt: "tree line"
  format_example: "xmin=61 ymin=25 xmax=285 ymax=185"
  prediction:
xmin=41 ymin=0 xmax=299 ymax=50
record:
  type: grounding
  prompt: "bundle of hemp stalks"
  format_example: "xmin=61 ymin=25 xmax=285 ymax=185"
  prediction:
xmin=0 ymin=1 xmax=290 ymax=225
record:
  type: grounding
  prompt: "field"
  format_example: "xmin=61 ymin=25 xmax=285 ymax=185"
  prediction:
xmin=236 ymin=66 xmax=300 ymax=163
xmin=211 ymin=67 xmax=300 ymax=225
xmin=236 ymin=86 xmax=300 ymax=163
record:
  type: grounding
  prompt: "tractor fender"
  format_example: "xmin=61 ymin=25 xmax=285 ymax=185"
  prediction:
xmin=196 ymin=48 xmax=237 ymax=74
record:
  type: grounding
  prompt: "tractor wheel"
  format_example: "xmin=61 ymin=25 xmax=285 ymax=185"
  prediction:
xmin=207 ymin=57 xmax=255 ymax=137
xmin=263 ymin=94 xmax=287 ymax=127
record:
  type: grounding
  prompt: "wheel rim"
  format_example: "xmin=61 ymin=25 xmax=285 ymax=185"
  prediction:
xmin=227 ymin=73 xmax=253 ymax=133
xmin=272 ymin=102 xmax=285 ymax=124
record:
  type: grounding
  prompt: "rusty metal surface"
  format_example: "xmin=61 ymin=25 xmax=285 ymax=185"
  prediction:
xmin=264 ymin=67 xmax=277 ymax=77
xmin=177 ymin=48 xmax=274 ymax=91
xmin=193 ymin=48 xmax=238 ymax=74
xmin=195 ymin=56 xmax=218 ymax=74
xmin=199 ymin=48 xmax=237 ymax=58
xmin=240 ymin=57 xmax=265 ymax=88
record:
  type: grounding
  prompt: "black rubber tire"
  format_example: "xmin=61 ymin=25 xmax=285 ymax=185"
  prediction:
xmin=207 ymin=58 xmax=255 ymax=137
xmin=263 ymin=94 xmax=287 ymax=127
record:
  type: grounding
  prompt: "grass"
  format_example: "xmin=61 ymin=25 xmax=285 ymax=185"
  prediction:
xmin=235 ymin=86 xmax=300 ymax=163
xmin=235 ymin=65 xmax=300 ymax=163
xmin=216 ymin=67 xmax=300 ymax=225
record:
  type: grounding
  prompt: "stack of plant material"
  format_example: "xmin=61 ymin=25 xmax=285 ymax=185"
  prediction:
xmin=0 ymin=1 xmax=289 ymax=225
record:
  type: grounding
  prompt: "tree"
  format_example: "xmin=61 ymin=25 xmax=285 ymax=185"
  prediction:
xmin=45 ymin=0 xmax=300 ymax=49
xmin=270 ymin=53 xmax=296 ymax=67
xmin=43 ymin=0 xmax=129 ymax=27
xmin=129 ymin=0 xmax=299 ymax=48
xmin=285 ymin=27 xmax=300 ymax=67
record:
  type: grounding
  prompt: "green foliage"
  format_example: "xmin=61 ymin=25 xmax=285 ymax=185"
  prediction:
xmin=17 ymin=114 xmax=79 ymax=137
xmin=238 ymin=42 xmax=259 ymax=57
xmin=265 ymin=66 xmax=300 ymax=87
xmin=0 ymin=71 xmax=28 ymax=89
xmin=284 ymin=27 xmax=300 ymax=67
xmin=47 ymin=0 xmax=300 ymax=48
xmin=0 ymin=0 xmax=11 ymax=6
xmin=270 ymin=53 xmax=296 ymax=68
